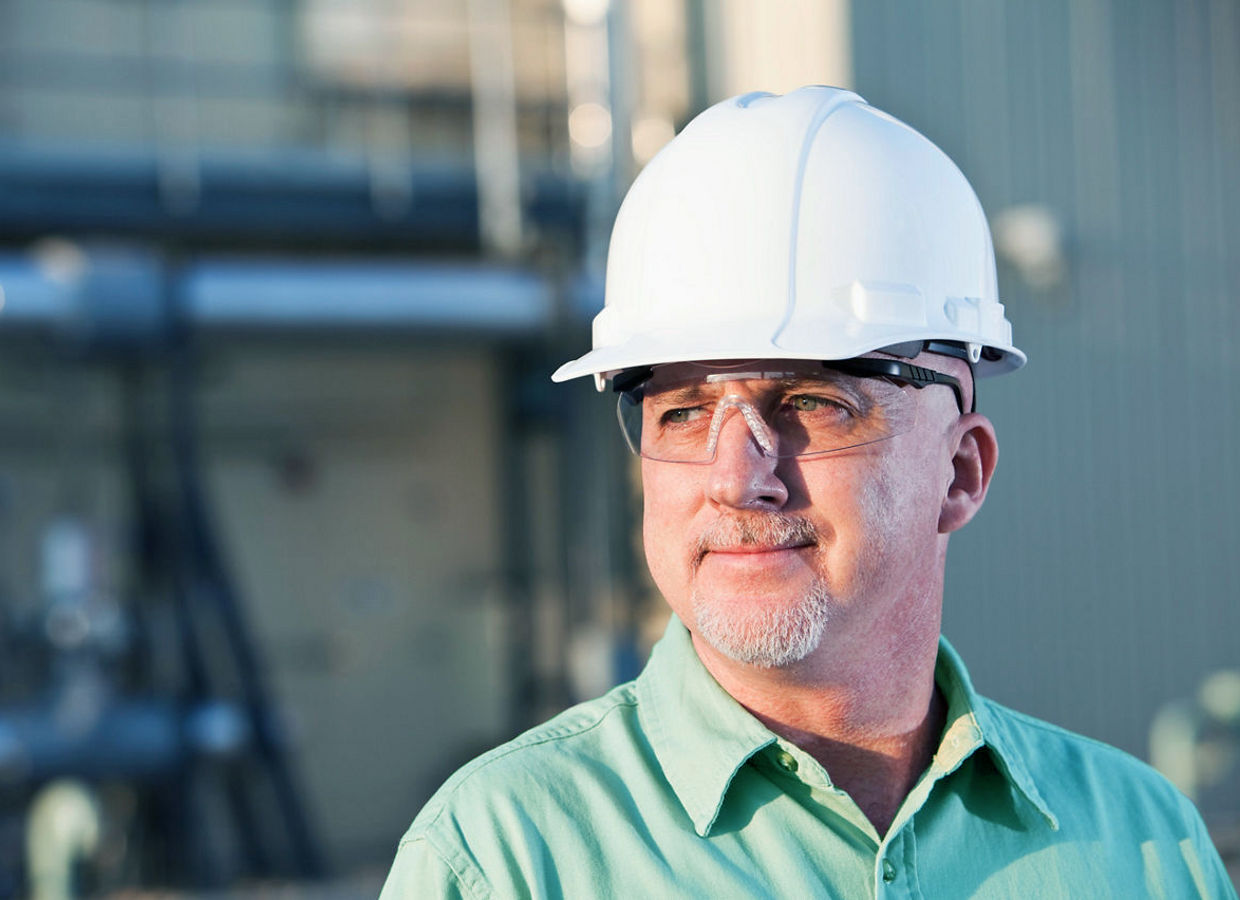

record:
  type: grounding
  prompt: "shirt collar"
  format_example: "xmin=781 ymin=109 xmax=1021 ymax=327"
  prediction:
xmin=935 ymin=635 xmax=1060 ymax=831
xmin=636 ymin=616 xmax=776 ymax=836
xmin=637 ymin=616 xmax=1059 ymax=836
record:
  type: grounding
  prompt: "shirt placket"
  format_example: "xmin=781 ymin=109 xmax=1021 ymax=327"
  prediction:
xmin=763 ymin=741 xmax=905 ymax=897
xmin=875 ymin=821 xmax=922 ymax=899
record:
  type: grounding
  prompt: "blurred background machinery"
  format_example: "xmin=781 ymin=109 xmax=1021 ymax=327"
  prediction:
xmin=0 ymin=0 xmax=1235 ymax=895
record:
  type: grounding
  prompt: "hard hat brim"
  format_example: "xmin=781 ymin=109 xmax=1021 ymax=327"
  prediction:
xmin=551 ymin=326 xmax=1026 ymax=386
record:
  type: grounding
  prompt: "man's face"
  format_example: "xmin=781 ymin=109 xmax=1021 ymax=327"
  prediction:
xmin=639 ymin=355 xmax=975 ymax=669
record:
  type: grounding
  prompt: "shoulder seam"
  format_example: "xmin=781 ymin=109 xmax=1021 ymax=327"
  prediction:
xmin=984 ymin=698 xmax=1142 ymax=758
xmin=465 ymin=690 xmax=639 ymax=769
xmin=416 ymin=688 xmax=641 ymax=833
xmin=982 ymin=697 xmax=1189 ymax=797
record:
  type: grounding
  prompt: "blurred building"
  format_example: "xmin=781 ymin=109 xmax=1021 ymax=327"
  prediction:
xmin=0 ymin=0 xmax=634 ymax=891
xmin=0 ymin=0 xmax=1235 ymax=894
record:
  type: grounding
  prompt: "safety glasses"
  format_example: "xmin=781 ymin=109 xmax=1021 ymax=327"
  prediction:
xmin=615 ymin=357 xmax=964 ymax=465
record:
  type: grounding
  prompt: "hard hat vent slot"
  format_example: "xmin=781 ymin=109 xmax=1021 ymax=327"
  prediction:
xmin=841 ymin=281 xmax=927 ymax=326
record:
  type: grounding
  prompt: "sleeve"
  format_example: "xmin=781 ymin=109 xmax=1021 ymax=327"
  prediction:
xmin=379 ymin=837 xmax=481 ymax=900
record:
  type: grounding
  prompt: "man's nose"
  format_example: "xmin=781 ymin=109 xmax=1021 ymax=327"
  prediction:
xmin=706 ymin=406 xmax=789 ymax=510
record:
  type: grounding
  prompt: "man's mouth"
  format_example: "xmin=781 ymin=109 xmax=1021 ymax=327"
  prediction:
xmin=705 ymin=540 xmax=813 ymax=555
xmin=692 ymin=513 xmax=819 ymax=568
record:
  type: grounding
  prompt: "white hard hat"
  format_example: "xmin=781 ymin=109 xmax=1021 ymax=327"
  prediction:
xmin=552 ymin=86 xmax=1025 ymax=390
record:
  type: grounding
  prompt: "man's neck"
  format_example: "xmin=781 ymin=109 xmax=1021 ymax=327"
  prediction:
xmin=690 ymin=623 xmax=946 ymax=837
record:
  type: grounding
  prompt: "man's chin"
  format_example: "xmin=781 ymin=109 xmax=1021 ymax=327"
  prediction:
xmin=690 ymin=585 xmax=831 ymax=669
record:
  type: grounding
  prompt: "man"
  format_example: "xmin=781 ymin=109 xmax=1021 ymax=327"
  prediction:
xmin=382 ymin=87 xmax=1235 ymax=897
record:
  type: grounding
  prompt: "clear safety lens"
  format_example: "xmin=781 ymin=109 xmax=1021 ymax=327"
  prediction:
xmin=617 ymin=363 xmax=919 ymax=464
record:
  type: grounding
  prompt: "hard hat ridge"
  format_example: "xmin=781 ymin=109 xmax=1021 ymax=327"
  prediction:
xmin=552 ymin=85 xmax=1025 ymax=389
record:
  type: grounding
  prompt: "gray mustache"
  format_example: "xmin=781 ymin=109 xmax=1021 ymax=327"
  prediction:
xmin=693 ymin=513 xmax=819 ymax=562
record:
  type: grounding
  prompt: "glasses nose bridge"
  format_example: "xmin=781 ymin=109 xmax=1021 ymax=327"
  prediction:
xmin=705 ymin=394 xmax=777 ymax=459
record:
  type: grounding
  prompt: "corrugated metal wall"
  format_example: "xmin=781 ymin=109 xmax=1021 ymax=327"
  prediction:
xmin=851 ymin=0 xmax=1239 ymax=784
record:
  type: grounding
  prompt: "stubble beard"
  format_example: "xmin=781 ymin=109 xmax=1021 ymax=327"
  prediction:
xmin=692 ymin=578 xmax=832 ymax=668
xmin=689 ymin=512 xmax=834 ymax=669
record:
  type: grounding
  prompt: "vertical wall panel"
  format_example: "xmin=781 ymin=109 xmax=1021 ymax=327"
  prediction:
xmin=852 ymin=0 xmax=1240 ymax=783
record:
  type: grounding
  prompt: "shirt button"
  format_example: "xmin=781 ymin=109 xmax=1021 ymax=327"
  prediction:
xmin=882 ymin=859 xmax=897 ymax=883
xmin=775 ymin=750 xmax=798 ymax=773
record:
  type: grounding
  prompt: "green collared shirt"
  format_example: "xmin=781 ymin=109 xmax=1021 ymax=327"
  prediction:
xmin=382 ymin=618 xmax=1235 ymax=898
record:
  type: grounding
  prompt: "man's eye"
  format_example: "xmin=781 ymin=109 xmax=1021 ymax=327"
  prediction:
xmin=663 ymin=407 xmax=706 ymax=425
xmin=788 ymin=395 xmax=840 ymax=413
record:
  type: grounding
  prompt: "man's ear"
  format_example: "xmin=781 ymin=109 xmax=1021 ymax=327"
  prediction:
xmin=938 ymin=413 xmax=998 ymax=534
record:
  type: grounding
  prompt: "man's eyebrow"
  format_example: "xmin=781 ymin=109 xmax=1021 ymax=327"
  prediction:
xmin=777 ymin=375 xmax=837 ymax=389
xmin=775 ymin=373 xmax=864 ymax=392
xmin=648 ymin=384 xmax=710 ymax=405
